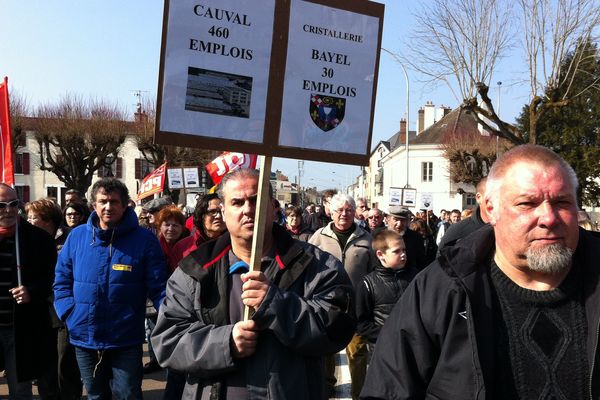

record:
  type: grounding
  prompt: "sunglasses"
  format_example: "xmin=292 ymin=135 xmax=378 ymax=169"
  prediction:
xmin=206 ymin=209 xmax=222 ymax=217
xmin=0 ymin=199 xmax=19 ymax=209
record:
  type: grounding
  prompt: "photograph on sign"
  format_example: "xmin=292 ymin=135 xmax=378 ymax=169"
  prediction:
xmin=278 ymin=0 xmax=380 ymax=155
xmin=167 ymin=168 xmax=184 ymax=189
xmin=389 ymin=187 xmax=402 ymax=206
xmin=419 ymin=192 xmax=433 ymax=210
xmin=185 ymin=67 xmax=252 ymax=118
xmin=402 ymin=188 xmax=417 ymax=207
xmin=157 ymin=0 xmax=275 ymax=143
xmin=183 ymin=167 xmax=200 ymax=188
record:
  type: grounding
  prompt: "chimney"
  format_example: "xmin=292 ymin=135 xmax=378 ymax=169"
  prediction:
xmin=418 ymin=108 xmax=425 ymax=133
xmin=436 ymin=104 xmax=452 ymax=121
xmin=134 ymin=111 xmax=148 ymax=123
xmin=134 ymin=102 xmax=148 ymax=123
xmin=400 ymin=118 xmax=407 ymax=144
xmin=423 ymin=101 xmax=435 ymax=131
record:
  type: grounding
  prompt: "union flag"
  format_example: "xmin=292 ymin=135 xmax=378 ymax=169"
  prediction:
xmin=0 ymin=77 xmax=14 ymax=186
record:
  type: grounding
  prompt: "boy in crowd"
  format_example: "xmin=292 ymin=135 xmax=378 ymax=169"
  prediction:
xmin=356 ymin=230 xmax=417 ymax=344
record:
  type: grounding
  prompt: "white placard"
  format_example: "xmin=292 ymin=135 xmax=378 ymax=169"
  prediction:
xmin=389 ymin=187 xmax=402 ymax=206
xmin=402 ymin=188 xmax=417 ymax=207
xmin=167 ymin=168 xmax=184 ymax=189
xmin=420 ymin=193 xmax=433 ymax=210
xmin=278 ymin=0 xmax=380 ymax=154
xmin=159 ymin=0 xmax=275 ymax=143
xmin=183 ymin=167 xmax=200 ymax=188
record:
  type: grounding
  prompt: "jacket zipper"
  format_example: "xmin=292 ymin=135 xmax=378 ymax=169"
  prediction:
xmin=464 ymin=298 xmax=485 ymax=399
xmin=589 ymin=317 xmax=600 ymax=399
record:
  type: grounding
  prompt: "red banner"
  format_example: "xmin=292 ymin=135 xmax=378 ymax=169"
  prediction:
xmin=0 ymin=77 xmax=14 ymax=186
xmin=205 ymin=152 xmax=257 ymax=186
xmin=137 ymin=162 xmax=167 ymax=200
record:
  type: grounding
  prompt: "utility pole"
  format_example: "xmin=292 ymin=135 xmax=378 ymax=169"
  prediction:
xmin=496 ymin=81 xmax=502 ymax=158
xmin=381 ymin=48 xmax=410 ymax=188
xmin=298 ymin=160 xmax=304 ymax=207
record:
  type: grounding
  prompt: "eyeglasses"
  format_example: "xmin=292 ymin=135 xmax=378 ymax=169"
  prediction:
xmin=0 ymin=200 xmax=19 ymax=209
xmin=334 ymin=208 xmax=354 ymax=215
xmin=367 ymin=215 xmax=382 ymax=219
xmin=206 ymin=208 xmax=222 ymax=218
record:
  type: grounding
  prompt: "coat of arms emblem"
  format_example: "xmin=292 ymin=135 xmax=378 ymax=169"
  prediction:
xmin=309 ymin=94 xmax=346 ymax=132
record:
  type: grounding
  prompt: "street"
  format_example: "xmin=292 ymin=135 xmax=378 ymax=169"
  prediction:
xmin=0 ymin=346 xmax=352 ymax=399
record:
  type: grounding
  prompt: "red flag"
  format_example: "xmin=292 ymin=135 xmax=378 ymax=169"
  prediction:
xmin=205 ymin=152 xmax=257 ymax=186
xmin=137 ymin=162 xmax=167 ymax=200
xmin=0 ymin=77 xmax=14 ymax=186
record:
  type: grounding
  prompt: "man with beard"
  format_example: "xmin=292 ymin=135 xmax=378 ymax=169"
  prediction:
xmin=361 ymin=145 xmax=600 ymax=399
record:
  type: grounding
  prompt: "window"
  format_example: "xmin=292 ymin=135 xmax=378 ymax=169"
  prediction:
xmin=466 ymin=194 xmax=476 ymax=206
xmin=98 ymin=156 xmax=123 ymax=178
xmin=376 ymin=171 xmax=383 ymax=196
xmin=15 ymin=186 xmax=30 ymax=203
xmin=14 ymin=153 xmax=30 ymax=174
xmin=135 ymin=158 xmax=155 ymax=179
xmin=47 ymin=186 xmax=58 ymax=200
xmin=421 ymin=162 xmax=433 ymax=182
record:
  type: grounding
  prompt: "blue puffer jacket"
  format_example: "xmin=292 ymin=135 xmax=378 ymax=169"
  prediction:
xmin=53 ymin=207 xmax=167 ymax=350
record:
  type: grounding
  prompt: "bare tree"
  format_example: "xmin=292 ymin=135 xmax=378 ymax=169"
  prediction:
xmin=442 ymin=128 xmax=512 ymax=185
xmin=132 ymin=98 xmax=215 ymax=170
xmin=403 ymin=0 xmax=600 ymax=145
xmin=34 ymin=95 xmax=127 ymax=194
xmin=516 ymin=0 xmax=600 ymax=143
xmin=8 ymin=90 xmax=30 ymax=153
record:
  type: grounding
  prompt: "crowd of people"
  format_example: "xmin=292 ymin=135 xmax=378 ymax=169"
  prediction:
xmin=0 ymin=144 xmax=599 ymax=399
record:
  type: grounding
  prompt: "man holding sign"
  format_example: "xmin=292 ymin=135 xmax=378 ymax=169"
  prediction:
xmin=152 ymin=168 xmax=355 ymax=399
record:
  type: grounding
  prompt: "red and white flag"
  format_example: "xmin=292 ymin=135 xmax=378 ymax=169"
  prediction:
xmin=137 ymin=162 xmax=167 ymax=200
xmin=0 ymin=77 xmax=14 ymax=186
xmin=205 ymin=152 xmax=257 ymax=186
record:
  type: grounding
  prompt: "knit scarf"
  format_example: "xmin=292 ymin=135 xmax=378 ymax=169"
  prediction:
xmin=0 ymin=225 xmax=16 ymax=239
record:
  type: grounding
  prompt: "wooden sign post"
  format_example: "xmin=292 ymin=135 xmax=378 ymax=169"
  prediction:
xmin=243 ymin=155 xmax=273 ymax=320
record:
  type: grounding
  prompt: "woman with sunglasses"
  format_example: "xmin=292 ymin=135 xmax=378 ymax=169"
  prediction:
xmin=168 ymin=193 xmax=227 ymax=273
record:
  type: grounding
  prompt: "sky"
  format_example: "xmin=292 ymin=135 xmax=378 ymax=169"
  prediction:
xmin=1 ymin=1 xmax=529 ymax=191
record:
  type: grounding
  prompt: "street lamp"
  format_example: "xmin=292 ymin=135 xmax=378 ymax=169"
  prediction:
xmin=382 ymin=48 xmax=410 ymax=188
xmin=496 ymin=81 xmax=502 ymax=158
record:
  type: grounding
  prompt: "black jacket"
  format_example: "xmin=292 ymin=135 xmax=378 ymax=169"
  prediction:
xmin=356 ymin=264 xmax=417 ymax=343
xmin=0 ymin=219 xmax=57 ymax=382
xmin=437 ymin=205 xmax=488 ymax=255
xmin=403 ymin=228 xmax=428 ymax=270
xmin=361 ymin=226 xmax=600 ymax=399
